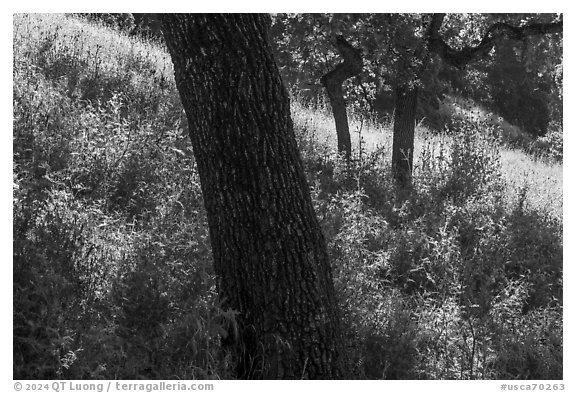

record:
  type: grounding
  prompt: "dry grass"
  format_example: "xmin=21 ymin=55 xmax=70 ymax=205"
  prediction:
xmin=292 ymin=100 xmax=563 ymax=219
xmin=14 ymin=13 xmax=175 ymax=96
xmin=500 ymin=148 xmax=563 ymax=219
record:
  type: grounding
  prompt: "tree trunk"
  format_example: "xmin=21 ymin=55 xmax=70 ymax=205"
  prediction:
xmin=161 ymin=14 xmax=344 ymax=379
xmin=392 ymin=85 xmax=419 ymax=188
xmin=321 ymin=36 xmax=363 ymax=160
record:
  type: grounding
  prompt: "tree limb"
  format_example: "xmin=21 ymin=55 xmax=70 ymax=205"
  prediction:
xmin=426 ymin=13 xmax=446 ymax=38
xmin=427 ymin=14 xmax=563 ymax=69
xmin=321 ymin=35 xmax=363 ymax=85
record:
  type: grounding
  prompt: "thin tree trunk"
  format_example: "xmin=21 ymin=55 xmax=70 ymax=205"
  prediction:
xmin=392 ymin=85 xmax=419 ymax=188
xmin=161 ymin=14 xmax=344 ymax=379
xmin=321 ymin=36 xmax=363 ymax=160
xmin=323 ymin=81 xmax=352 ymax=159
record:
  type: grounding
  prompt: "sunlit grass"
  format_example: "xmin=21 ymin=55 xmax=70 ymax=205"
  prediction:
xmin=500 ymin=148 xmax=563 ymax=219
xmin=292 ymin=100 xmax=562 ymax=219
xmin=14 ymin=13 xmax=173 ymax=79
xmin=13 ymin=13 xmax=177 ymax=118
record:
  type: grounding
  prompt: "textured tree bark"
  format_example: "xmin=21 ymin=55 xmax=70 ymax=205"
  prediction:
xmin=320 ymin=36 xmax=363 ymax=160
xmin=160 ymin=14 xmax=344 ymax=379
xmin=392 ymin=85 xmax=418 ymax=188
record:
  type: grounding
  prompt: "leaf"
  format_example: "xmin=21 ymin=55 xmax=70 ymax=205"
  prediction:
xmin=172 ymin=147 xmax=185 ymax=156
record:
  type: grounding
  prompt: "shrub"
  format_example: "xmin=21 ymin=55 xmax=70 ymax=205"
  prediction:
xmin=490 ymin=303 xmax=562 ymax=379
xmin=443 ymin=120 xmax=503 ymax=202
xmin=13 ymin=189 xmax=113 ymax=378
xmin=530 ymin=126 xmax=563 ymax=162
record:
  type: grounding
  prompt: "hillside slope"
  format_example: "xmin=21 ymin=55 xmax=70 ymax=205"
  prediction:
xmin=13 ymin=14 xmax=562 ymax=380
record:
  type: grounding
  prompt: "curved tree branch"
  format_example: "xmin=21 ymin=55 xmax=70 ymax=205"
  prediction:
xmin=427 ymin=14 xmax=563 ymax=69
xmin=426 ymin=13 xmax=446 ymax=38
xmin=321 ymin=35 xmax=363 ymax=90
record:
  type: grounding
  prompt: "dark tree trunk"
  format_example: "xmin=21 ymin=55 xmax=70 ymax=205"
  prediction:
xmin=392 ymin=85 xmax=419 ymax=188
xmin=320 ymin=36 xmax=363 ymax=160
xmin=160 ymin=14 xmax=344 ymax=379
xmin=323 ymin=79 xmax=352 ymax=159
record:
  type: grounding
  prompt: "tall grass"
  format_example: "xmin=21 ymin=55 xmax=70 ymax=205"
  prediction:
xmin=13 ymin=14 xmax=562 ymax=380
xmin=292 ymin=99 xmax=562 ymax=219
xmin=14 ymin=14 xmax=232 ymax=379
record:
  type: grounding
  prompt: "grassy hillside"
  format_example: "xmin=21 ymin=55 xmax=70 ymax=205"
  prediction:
xmin=291 ymin=102 xmax=563 ymax=220
xmin=13 ymin=14 xmax=563 ymax=379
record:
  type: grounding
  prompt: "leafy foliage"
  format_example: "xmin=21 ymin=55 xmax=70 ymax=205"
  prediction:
xmin=272 ymin=13 xmax=563 ymax=152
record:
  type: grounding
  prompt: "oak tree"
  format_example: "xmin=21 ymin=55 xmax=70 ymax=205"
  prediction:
xmin=320 ymin=35 xmax=363 ymax=160
xmin=391 ymin=13 xmax=563 ymax=187
xmin=160 ymin=14 xmax=344 ymax=379
xmin=271 ymin=13 xmax=562 ymax=187
xmin=270 ymin=14 xmax=366 ymax=160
